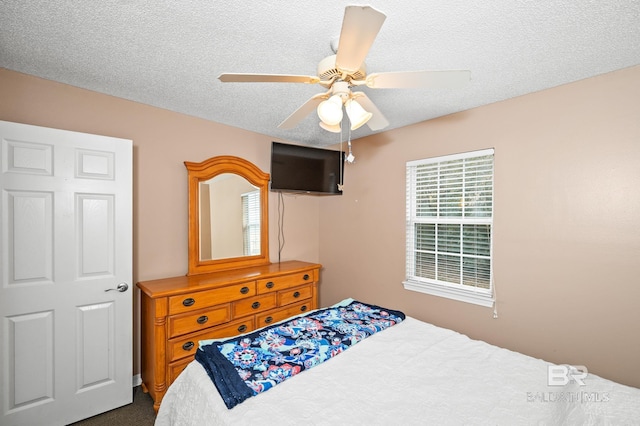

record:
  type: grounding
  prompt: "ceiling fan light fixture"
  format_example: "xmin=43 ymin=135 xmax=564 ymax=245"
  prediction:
xmin=345 ymin=99 xmax=372 ymax=130
xmin=218 ymin=6 xmax=471 ymax=133
xmin=317 ymin=95 xmax=344 ymax=126
xmin=319 ymin=121 xmax=342 ymax=133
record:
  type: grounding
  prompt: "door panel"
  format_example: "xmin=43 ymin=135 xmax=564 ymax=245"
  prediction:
xmin=77 ymin=302 xmax=114 ymax=389
xmin=7 ymin=190 xmax=54 ymax=283
xmin=0 ymin=120 xmax=132 ymax=425
xmin=77 ymin=193 xmax=115 ymax=276
xmin=7 ymin=310 xmax=54 ymax=410
xmin=4 ymin=139 xmax=53 ymax=176
xmin=76 ymin=149 xmax=115 ymax=180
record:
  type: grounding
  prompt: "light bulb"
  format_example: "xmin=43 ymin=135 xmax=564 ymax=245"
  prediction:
xmin=317 ymin=95 xmax=343 ymax=126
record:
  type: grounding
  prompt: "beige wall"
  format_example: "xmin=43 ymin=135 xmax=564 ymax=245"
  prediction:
xmin=2 ymin=65 xmax=638 ymax=389
xmin=318 ymin=65 xmax=640 ymax=388
xmin=0 ymin=68 xmax=320 ymax=376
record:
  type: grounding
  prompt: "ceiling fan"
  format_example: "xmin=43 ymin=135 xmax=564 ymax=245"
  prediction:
xmin=218 ymin=5 xmax=470 ymax=133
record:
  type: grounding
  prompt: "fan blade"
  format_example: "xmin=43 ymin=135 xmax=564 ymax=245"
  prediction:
xmin=335 ymin=6 xmax=386 ymax=74
xmin=351 ymin=92 xmax=389 ymax=131
xmin=219 ymin=73 xmax=320 ymax=84
xmin=364 ymin=70 xmax=471 ymax=89
xmin=278 ymin=93 xmax=328 ymax=129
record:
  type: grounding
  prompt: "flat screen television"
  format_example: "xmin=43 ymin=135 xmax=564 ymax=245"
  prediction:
xmin=270 ymin=142 xmax=344 ymax=195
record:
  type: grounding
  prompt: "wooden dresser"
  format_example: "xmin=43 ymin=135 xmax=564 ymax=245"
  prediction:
xmin=137 ymin=260 xmax=321 ymax=411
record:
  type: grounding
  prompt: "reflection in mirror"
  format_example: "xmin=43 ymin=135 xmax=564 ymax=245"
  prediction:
xmin=186 ymin=155 xmax=270 ymax=275
xmin=199 ymin=174 xmax=260 ymax=261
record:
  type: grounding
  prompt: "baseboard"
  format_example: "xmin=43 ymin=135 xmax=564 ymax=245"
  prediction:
xmin=132 ymin=374 xmax=142 ymax=387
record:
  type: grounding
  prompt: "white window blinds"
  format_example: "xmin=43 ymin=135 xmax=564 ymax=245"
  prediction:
xmin=242 ymin=190 xmax=261 ymax=256
xmin=404 ymin=149 xmax=494 ymax=307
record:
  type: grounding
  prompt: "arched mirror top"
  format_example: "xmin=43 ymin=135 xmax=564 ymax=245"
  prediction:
xmin=185 ymin=156 xmax=270 ymax=275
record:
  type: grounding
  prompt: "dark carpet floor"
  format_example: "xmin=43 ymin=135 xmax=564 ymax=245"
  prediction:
xmin=69 ymin=386 xmax=156 ymax=426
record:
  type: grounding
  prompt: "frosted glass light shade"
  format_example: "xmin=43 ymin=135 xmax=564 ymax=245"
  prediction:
xmin=319 ymin=121 xmax=341 ymax=133
xmin=317 ymin=95 xmax=344 ymax=126
xmin=345 ymin=99 xmax=372 ymax=130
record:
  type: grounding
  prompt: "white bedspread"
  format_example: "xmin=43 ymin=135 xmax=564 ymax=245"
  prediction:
xmin=156 ymin=316 xmax=640 ymax=425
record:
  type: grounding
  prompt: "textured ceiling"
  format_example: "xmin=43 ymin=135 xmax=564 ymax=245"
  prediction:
xmin=1 ymin=1 xmax=639 ymax=146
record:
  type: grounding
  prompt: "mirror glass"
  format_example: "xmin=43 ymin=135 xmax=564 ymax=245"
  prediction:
xmin=199 ymin=173 xmax=260 ymax=261
xmin=186 ymin=156 xmax=270 ymax=275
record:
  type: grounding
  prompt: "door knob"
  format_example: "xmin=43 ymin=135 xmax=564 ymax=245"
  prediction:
xmin=105 ymin=283 xmax=129 ymax=292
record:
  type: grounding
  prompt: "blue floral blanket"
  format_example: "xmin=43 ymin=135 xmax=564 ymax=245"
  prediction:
xmin=195 ymin=299 xmax=405 ymax=409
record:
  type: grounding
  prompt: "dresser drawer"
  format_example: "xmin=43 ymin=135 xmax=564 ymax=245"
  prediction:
xmin=167 ymin=317 xmax=255 ymax=362
xmin=168 ymin=282 xmax=256 ymax=315
xmin=168 ymin=305 xmax=230 ymax=338
xmin=256 ymin=270 xmax=314 ymax=294
xmin=256 ymin=300 xmax=313 ymax=328
xmin=168 ymin=358 xmax=191 ymax=383
xmin=232 ymin=293 xmax=276 ymax=317
xmin=278 ymin=283 xmax=313 ymax=306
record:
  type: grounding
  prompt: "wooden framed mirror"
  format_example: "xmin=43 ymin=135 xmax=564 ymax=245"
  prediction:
xmin=185 ymin=156 xmax=270 ymax=275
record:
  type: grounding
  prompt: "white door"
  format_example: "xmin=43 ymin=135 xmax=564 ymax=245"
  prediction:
xmin=0 ymin=121 xmax=133 ymax=425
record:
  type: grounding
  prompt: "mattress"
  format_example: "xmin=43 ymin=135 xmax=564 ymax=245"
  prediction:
xmin=156 ymin=316 xmax=640 ymax=425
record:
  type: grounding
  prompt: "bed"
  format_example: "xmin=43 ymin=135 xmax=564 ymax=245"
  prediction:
xmin=155 ymin=299 xmax=640 ymax=425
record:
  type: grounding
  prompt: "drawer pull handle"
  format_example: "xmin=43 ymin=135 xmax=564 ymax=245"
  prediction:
xmin=251 ymin=301 xmax=261 ymax=309
xmin=240 ymin=286 xmax=250 ymax=294
xmin=303 ymin=274 xmax=310 ymax=280
xmin=237 ymin=324 xmax=247 ymax=333
xmin=182 ymin=298 xmax=195 ymax=307
xmin=265 ymin=281 xmax=274 ymax=289
xmin=182 ymin=341 xmax=195 ymax=351
xmin=197 ymin=315 xmax=208 ymax=324
xmin=264 ymin=316 xmax=273 ymax=324
xmin=293 ymin=291 xmax=300 ymax=298
xmin=300 ymin=305 xmax=308 ymax=312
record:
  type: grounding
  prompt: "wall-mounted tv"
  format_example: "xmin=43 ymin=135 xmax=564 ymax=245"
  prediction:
xmin=270 ymin=142 xmax=344 ymax=195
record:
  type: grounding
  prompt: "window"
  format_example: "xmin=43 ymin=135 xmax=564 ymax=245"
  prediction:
xmin=242 ymin=190 xmax=261 ymax=256
xmin=404 ymin=149 xmax=494 ymax=307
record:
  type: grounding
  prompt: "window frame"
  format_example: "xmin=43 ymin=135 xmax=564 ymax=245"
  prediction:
xmin=403 ymin=148 xmax=495 ymax=307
